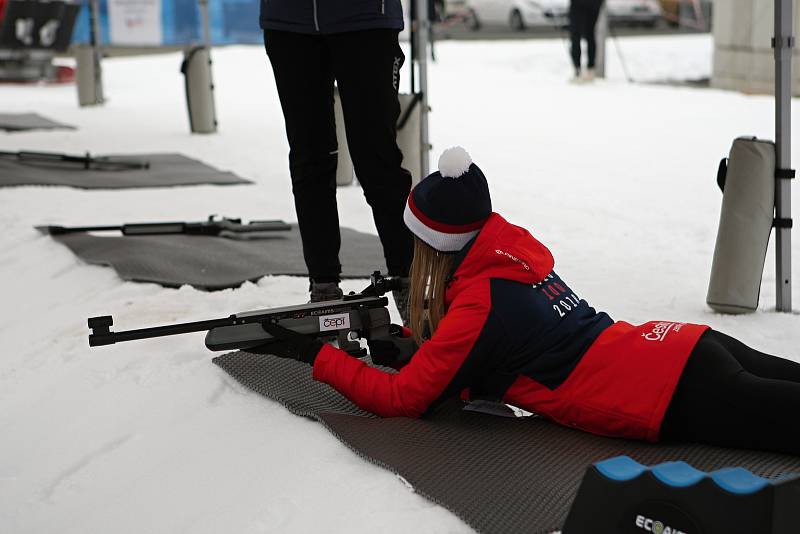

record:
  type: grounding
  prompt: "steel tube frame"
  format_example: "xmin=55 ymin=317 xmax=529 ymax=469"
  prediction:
xmin=415 ymin=0 xmax=431 ymax=177
xmin=774 ymin=0 xmax=793 ymax=312
xmin=89 ymin=0 xmax=104 ymax=104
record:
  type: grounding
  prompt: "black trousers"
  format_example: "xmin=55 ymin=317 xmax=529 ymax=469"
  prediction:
xmin=264 ymin=29 xmax=414 ymax=283
xmin=661 ymin=330 xmax=800 ymax=455
xmin=569 ymin=0 xmax=603 ymax=70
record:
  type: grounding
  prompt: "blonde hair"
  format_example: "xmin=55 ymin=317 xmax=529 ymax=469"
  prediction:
xmin=408 ymin=237 xmax=454 ymax=346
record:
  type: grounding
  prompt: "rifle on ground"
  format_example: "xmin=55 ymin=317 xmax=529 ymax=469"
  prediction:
xmin=0 ymin=150 xmax=150 ymax=171
xmin=88 ymin=272 xmax=405 ymax=358
xmin=37 ymin=215 xmax=292 ymax=237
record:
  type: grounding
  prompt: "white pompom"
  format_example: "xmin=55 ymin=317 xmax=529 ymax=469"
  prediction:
xmin=438 ymin=146 xmax=473 ymax=178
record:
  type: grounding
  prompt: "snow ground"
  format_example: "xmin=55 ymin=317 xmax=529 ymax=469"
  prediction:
xmin=1 ymin=34 xmax=799 ymax=533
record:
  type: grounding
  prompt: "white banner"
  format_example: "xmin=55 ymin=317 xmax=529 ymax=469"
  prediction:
xmin=108 ymin=0 xmax=163 ymax=46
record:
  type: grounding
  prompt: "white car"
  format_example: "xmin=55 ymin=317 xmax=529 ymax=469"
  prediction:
xmin=606 ymin=0 xmax=662 ymax=27
xmin=465 ymin=0 xmax=570 ymax=31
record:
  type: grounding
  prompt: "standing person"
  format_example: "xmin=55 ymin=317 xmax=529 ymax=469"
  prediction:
xmin=569 ymin=0 xmax=604 ymax=81
xmin=260 ymin=146 xmax=800 ymax=456
xmin=261 ymin=1 xmax=415 ymax=322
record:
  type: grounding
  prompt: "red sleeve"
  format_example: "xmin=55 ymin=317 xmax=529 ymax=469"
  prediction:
xmin=312 ymin=281 xmax=492 ymax=418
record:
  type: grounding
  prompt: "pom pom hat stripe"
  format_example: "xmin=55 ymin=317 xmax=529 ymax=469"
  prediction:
xmin=407 ymin=194 xmax=487 ymax=234
xmin=403 ymin=146 xmax=492 ymax=253
xmin=404 ymin=205 xmax=482 ymax=252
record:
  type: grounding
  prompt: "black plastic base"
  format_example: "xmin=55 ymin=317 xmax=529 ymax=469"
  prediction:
xmin=563 ymin=456 xmax=800 ymax=534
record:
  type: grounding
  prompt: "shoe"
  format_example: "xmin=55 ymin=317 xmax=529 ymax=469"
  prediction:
xmin=392 ymin=278 xmax=410 ymax=327
xmin=309 ymin=281 xmax=343 ymax=303
xmin=570 ymin=68 xmax=583 ymax=84
xmin=581 ymin=68 xmax=596 ymax=82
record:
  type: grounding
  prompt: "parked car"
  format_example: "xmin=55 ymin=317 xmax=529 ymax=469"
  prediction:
xmin=465 ymin=0 xmax=570 ymax=31
xmin=658 ymin=0 xmax=712 ymax=29
xmin=606 ymin=0 xmax=661 ymax=27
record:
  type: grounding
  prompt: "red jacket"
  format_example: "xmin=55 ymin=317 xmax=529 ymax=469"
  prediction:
xmin=313 ymin=213 xmax=708 ymax=441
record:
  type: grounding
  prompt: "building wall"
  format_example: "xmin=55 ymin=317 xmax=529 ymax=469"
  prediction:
xmin=712 ymin=0 xmax=800 ymax=96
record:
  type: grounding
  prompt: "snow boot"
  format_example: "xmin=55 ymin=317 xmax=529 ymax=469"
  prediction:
xmin=392 ymin=278 xmax=410 ymax=327
xmin=309 ymin=281 xmax=344 ymax=303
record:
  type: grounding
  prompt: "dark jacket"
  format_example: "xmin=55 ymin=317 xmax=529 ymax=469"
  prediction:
xmin=260 ymin=0 xmax=404 ymax=34
xmin=313 ymin=213 xmax=709 ymax=442
xmin=313 ymin=212 xmax=611 ymax=415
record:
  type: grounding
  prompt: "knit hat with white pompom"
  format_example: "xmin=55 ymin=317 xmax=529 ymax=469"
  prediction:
xmin=403 ymin=146 xmax=492 ymax=252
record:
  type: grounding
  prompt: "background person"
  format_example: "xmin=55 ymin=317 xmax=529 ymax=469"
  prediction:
xmin=569 ymin=0 xmax=604 ymax=81
xmin=261 ymin=1 xmax=414 ymax=320
xmin=260 ymin=146 xmax=800 ymax=456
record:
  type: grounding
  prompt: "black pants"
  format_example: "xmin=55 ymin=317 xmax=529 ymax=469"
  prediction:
xmin=661 ymin=330 xmax=800 ymax=455
xmin=264 ymin=29 xmax=414 ymax=283
xmin=569 ymin=0 xmax=603 ymax=70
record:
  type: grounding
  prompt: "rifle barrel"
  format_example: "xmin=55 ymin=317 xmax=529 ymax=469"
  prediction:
xmin=89 ymin=316 xmax=239 ymax=346
xmin=45 ymin=224 xmax=123 ymax=235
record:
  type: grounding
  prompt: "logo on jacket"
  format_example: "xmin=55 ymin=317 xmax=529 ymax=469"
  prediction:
xmin=495 ymin=249 xmax=530 ymax=271
xmin=319 ymin=313 xmax=350 ymax=332
xmin=642 ymin=322 xmax=685 ymax=342
xmin=392 ymin=56 xmax=402 ymax=90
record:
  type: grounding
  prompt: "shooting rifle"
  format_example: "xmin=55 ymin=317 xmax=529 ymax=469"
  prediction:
xmin=88 ymin=272 xmax=405 ymax=358
xmin=37 ymin=215 xmax=291 ymax=237
xmin=0 ymin=150 xmax=149 ymax=171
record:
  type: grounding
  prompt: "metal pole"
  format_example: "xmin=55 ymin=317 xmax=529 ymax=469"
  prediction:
xmin=89 ymin=0 xmax=104 ymax=104
xmin=416 ymin=0 xmax=431 ymax=177
xmin=409 ymin=1 xmax=416 ymax=94
xmin=774 ymin=0 xmax=793 ymax=312
xmin=198 ymin=0 xmax=211 ymax=47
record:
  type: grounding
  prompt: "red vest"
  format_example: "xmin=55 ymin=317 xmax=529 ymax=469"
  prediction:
xmin=504 ymin=321 xmax=708 ymax=441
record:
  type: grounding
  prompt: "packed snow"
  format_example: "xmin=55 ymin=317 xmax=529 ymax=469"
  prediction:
xmin=1 ymin=33 xmax=799 ymax=534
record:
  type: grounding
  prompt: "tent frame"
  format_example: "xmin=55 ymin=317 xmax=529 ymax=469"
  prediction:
xmin=412 ymin=0 xmax=431 ymax=178
xmin=774 ymin=0 xmax=793 ymax=312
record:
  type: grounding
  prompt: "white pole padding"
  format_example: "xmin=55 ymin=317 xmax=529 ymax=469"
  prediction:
xmin=332 ymin=92 xmax=422 ymax=187
xmin=707 ymin=137 xmax=776 ymax=314
xmin=76 ymin=45 xmax=101 ymax=106
xmin=182 ymin=47 xmax=217 ymax=134
xmin=77 ymin=0 xmax=104 ymax=107
xmin=334 ymin=87 xmax=354 ymax=186
xmin=397 ymin=93 xmax=422 ymax=184
xmin=595 ymin=4 xmax=607 ymax=78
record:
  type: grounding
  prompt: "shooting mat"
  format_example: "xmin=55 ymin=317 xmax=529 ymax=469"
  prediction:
xmin=213 ymin=351 xmax=800 ymax=534
xmin=0 ymin=112 xmax=75 ymax=132
xmin=0 ymin=153 xmax=251 ymax=188
xmin=47 ymin=225 xmax=386 ymax=290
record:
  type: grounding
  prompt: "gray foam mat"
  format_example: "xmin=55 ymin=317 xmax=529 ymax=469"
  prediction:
xmin=49 ymin=225 xmax=386 ymax=290
xmin=0 ymin=153 xmax=252 ymax=188
xmin=213 ymin=350 xmax=800 ymax=534
xmin=0 ymin=112 xmax=75 ymax=132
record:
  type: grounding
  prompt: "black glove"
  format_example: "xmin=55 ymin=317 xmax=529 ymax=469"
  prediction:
xmin=368 ymin=324 xmax=418 ymax=370
xmin=259 ymin=322 xmax=324 ymax=365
